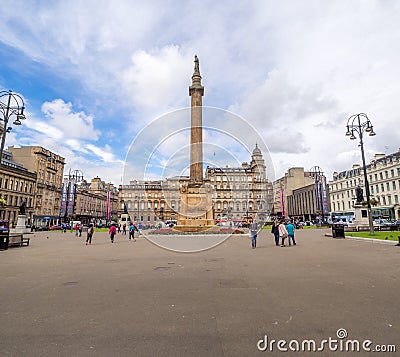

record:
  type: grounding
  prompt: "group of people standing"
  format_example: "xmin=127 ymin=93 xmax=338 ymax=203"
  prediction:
xmin=108 ymin=222 xmax=139 ymax=243
xmin=271 ymin=219 xmax=296 ymax=247
xmin=249 ymin=219 xmax=297 ymax=249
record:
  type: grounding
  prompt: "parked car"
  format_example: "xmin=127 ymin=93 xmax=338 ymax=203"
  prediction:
xmin=35 ymin=226 xmax=49 ymax=231
xmin=390 ymin=220 xmax=400 ymax=229
xmin=49 ymin=225 xmax=61 ymax=230
xmin=374 ymin=219 xmax=391 ymax=227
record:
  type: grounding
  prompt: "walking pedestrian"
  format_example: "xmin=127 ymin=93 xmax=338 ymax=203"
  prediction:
xmin=117 ymin=223 xmax=121 ymax=233
xmin=250 ymin=220 xmax=258 ymax=249
xmin=286 ymin=220 xmax=296 ymax=246
xmin=271 ymin=220 xmax=280 ymax=246
xmin=109 ymin=224 xmax=117 ymax=243
xmin=74 ymin=224 xmax=79 ymax=237
xmin=86 ymin=224 xmax=94 ymax=245
xmin=129 ymin=222 xmax=138 ymax=241
xmin=78 ymin=223 xmax=83 ymax=237
xmin=122 ymin=223 xmax=127 ymax=235
xmin=278 ymin=219 xmax=288 ymax=247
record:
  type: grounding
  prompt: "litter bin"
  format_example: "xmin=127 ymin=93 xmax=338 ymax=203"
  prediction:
xmin=0 ymin=220 xmax=10 ymax=250
xmin=332 ymin=224 xmax=345 ymax=238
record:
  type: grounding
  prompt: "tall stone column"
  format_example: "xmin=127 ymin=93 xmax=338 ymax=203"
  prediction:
xmin=189 ymin=55 xmax=204 ymax=182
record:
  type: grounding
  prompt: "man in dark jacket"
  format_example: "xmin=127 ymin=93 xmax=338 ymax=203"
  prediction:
xmin=271 ymin=220 xmax=280 ymax=246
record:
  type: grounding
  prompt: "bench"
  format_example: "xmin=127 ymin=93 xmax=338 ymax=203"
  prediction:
xmin=21 ymin=237 xmax=30 ymax=246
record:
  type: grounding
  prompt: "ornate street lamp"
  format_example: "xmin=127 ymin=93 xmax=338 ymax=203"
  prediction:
xmin=0 ymin=90 xmax=27 ymax=162
xmin=346 ymin=113 xmax=376 ymax=235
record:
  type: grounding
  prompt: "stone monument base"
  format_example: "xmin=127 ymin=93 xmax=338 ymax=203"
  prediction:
xmin=175 ymin=181 xmax=215 ymax=233
xmin=10 ymin=215 xmax=30 ymax=234
xmin=348 ymin=204 xmax=370 ymax=229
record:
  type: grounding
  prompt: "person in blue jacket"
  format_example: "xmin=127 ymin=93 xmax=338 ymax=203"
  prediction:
xmin=286 ymin=220 xmax=296 ymax=246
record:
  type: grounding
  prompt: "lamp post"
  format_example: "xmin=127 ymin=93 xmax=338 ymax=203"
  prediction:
xmin=310 ymin=166 xmax=325 ymax=225
xmin=346 ymin=113 xmax=376 ymax=235
xmin=0 ymin=90 xmax=27 ymax=163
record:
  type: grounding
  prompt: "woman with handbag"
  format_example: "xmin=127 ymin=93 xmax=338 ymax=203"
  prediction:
xmin=278 ymin=219 xmax=288 ymax=247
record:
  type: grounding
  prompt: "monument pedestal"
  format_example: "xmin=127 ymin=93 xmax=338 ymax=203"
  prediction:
xmin=349 ymin=204 xmax=370 ymax=229
xmin=10 ymin=214 xmax=30 ymax=234
xmin=174 ymin=181 xmax=215 ymax=232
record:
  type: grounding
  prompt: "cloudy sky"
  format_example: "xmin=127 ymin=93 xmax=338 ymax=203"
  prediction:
xmin=1 ymin=0 xmax=399 ymax=185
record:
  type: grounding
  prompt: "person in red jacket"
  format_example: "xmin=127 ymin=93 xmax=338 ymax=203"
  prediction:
xmin=108 ymin=224 xmax=117 ymax=243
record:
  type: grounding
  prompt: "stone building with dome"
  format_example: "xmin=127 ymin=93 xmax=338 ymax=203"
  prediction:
xmin=205 ymin=144 xmax=273 ymax=223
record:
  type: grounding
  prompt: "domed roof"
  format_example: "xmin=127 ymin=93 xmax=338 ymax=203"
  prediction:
xmin=252 ymin=143 xmax=262 ymax=156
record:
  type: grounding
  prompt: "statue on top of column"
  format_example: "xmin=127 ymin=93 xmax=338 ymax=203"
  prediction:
xmin=194 ymin=55 xmax=200 ymax=74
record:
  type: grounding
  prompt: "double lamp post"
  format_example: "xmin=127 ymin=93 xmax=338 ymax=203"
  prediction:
xmin=0 ymin=90 xmax=27 ymax=162
xmin=346 ymin=113 xmax=376 ymax=235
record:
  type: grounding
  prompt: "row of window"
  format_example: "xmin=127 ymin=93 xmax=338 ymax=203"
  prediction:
xmin=332 ymin=180 xmax=400 ymax=200
xmin=331 ymin=168 xmax=400 ymax=191
xmin=369 ymin=168 xmax=400 ymax=182
xmin=2 ymin=194 xmax=33 ymax=208
xmin=332 ymin=194 xmax=399 ymax=211
xmin=0 ymin=177 xmax=34 ymax=193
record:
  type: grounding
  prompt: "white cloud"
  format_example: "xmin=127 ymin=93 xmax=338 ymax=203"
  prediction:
xmin=40 ymin=99 xmax=99 ymax=140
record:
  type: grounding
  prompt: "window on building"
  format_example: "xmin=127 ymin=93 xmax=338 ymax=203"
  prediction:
xmin=379 ymin=172 xmax=383 ymax=180
xmin=369 ymin=175 xmax=373 ymax=182
xmin=393 ymin=181 xmax=396 ymax=190
xmin=370 ymin=186 xmax=374 ymax=194
xmin=395 ymin=195 xmax=399 ymax=204
xmin=375 ymin=174 xmax=378 ymax=181
xmin=385 ymin=171 xmax=388 ymax=179
xmin=381 ymin=183 xmax=384 ymax=192
xmin=391 ymin=169 xmax=395 ymax=177
xmin=376 ymin=185 xmax=379 ymax=193
xmin=382 ymin=196 xmax=386 ymax=205
xmin=10 ymin=180 xmax=13 ymax=190
xmin=388 ymin=195 xmax=392 ymax=205
xmin=386 ymin=182 xmax=390 ymax=191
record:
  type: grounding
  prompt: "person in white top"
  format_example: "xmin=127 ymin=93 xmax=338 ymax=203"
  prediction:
xmin=278 ymin=219 xmax=288 ymax=247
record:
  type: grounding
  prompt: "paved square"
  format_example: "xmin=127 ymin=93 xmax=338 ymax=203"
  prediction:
xmin=1 ymin=229 xmax=399 ymax=356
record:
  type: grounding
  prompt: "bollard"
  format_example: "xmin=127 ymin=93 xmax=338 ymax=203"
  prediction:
xmin=396 ymin=236 xmax=400 ymax=246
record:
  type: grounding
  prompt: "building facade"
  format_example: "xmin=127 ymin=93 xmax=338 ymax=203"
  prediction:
xmin=329 ymin=150 xmax=400 ymax=220
xmin=118 ymin=176 xmax=184 ymax=226
xmin=273 ymin=167 xmax=330 ymax=221
xmin=205 ymin=144 xmax=273 ymax=222
xmin=0 ymin=150 xmax=37 ymax=225
xmin=61 ymin=175 xmax=119 ymax=224
xmin=8 ymin=146 xmax=65 ymax=226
